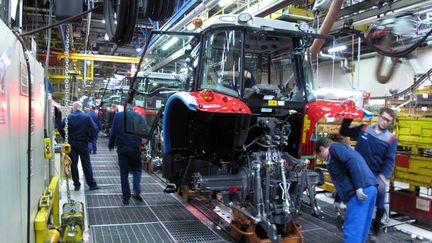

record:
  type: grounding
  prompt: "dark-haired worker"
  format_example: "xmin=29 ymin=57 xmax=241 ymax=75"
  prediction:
xmin=316 ymin=137 xmax=377 ymax=243
xmin=340 ymin=107 xmax=397 ymax=237
xmin=109 ymin=109 xmax=149 ymax=205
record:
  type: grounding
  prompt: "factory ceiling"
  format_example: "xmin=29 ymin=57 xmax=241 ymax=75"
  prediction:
xmin=19 ymin=0 xmax=432 ymax=82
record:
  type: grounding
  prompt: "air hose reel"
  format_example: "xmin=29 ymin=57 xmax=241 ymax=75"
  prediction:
xmin=104 ymin=0 xmax=177 ymax=46
xmin=104 ymin=0 xmax=139 ymax=46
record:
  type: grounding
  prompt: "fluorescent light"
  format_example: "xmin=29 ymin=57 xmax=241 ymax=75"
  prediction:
xmin=187 ymin=23 xmax=195 ymax=31
xmin=104 ymin=33 xmax=109 ymax=41
xmin=328 ymin=45 xmax=347 ymax=53
xmin=161 ymin=37 xmax=179 ymax=51
xmin=218 ymin=0 xmax=232 ymax=7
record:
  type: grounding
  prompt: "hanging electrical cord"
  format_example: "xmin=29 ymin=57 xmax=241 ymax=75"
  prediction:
xmin=341 ymin=26 xmax=432 ymax=58
xmin=12 ymin=31 xmax=33 ymax=243
xmin=370 ymin=67 xmax=432 ymax=99
xmin=44 ymin=0 xmax=54 ymax=178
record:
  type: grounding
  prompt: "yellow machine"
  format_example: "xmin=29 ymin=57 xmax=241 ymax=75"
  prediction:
xmin=44 ymin=137 xmax=53 ymax=159
xmin=60 ymin=143 xmax=85 ymax=242
xmin=61 ymin=202 xmax=85 ymax=243
xmin=34 ymin=177 xmax=60 ymax=243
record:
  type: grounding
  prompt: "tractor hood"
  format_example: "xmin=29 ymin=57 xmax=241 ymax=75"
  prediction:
xmin=301 ymin=99 xmax=372 ymax=145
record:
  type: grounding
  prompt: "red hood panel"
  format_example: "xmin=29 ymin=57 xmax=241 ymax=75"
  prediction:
xmin=301 ymin=99 xmax=365 ymax=145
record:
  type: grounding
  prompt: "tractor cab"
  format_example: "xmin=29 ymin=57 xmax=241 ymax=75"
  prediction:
xmin=125 ymin=14 xmax=365 ymax=242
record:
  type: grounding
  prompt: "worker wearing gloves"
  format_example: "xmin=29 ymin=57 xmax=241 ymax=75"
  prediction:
xmin=340 ymin=107 xmax=397 ymax=236
xmin=316 ymin=137 xmax=377 ymax=243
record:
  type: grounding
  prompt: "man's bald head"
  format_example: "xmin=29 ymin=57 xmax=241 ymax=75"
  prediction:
xmin=72 ymin=101 xmax=83 ymax=112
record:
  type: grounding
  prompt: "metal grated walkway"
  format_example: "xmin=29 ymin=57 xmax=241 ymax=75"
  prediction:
xmin=86 ymin=137 xmax=227 ymax=243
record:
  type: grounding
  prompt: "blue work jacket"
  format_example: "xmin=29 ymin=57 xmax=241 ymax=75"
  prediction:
xmin=88 ymin=111 xmax=102 ymax=131
xmin=327 ymin=143 xmax=378 ymax=203
xmin=109 ymin=110 xmax=147 ymax=150
xmin=340 ymin=119 xmax=398 ymax=179
xmin=61 ymin=110 xmax=98 ymax=142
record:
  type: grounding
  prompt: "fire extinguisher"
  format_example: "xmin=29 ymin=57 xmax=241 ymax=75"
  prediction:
xmin=44 ymin=129 xmax=52 ymax=159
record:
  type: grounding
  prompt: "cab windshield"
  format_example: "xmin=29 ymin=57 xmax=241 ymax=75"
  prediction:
xmin=199 ymin=28 xmax=315 ymax=105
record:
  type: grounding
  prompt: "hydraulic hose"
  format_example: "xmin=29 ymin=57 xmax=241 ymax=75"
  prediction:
xmin=13 ymin=31 xmax=32 ymax=243
xmin=341 ymin=27 xmax=432 ymax=58
xmin=371 ymin=67 xmax=432 ymax=99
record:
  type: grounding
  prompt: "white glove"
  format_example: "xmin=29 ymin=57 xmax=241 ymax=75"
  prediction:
xmin=356 ymin=188 xmax=368 ymax=201
xmin=334 ymin=202 xmax=341 ymax=209
xmin=379 ymin=174 xmax=390 ymax=187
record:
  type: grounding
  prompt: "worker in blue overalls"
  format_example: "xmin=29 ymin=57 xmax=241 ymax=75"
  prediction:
xmin=340 ymin=107 xmax=397 ymax=237
xmin=316 ymin=137 xmax=377 ymax=243
xmin=87 ymin=106 xmax=102 ymax=154
xmin=61 ymin=101 xmax=99 ymax=191
xmin=109 ymin=108 xmax=149 ymax=205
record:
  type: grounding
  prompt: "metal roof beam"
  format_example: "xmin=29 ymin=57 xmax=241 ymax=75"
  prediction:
xmin=57 ymin=53 xmax=140 ymax=63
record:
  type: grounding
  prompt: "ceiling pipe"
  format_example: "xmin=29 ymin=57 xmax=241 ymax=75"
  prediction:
xmin=310 ymin=0 xmax=344 ymax=59
xmin=375 ymin=54 xmax=399 ymax=84
xmin=319 ymin=51 xmax=353 ymax=73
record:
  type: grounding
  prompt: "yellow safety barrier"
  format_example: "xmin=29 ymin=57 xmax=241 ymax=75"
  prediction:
xmin=34 ymin=176 xmax=60 ymax=243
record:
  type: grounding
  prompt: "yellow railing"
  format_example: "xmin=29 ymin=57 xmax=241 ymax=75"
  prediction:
xmin=34 ymin=176 xmax=59 ymax=243
xmin=48 ymin=60 xmax=94 ymax=81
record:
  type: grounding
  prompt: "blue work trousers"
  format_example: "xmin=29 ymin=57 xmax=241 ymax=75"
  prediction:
xmin=344 ymin=186 xmax=377 ymax=243
xmin=376 ymin=175 xmax=388 ymax=210
xmin=69 ymin=140 xmax=97 ymax=187
xmin=88 ymin=137 xmax=98 ymax=153
xmin=117 ymin=146 xmax=142 ymax=200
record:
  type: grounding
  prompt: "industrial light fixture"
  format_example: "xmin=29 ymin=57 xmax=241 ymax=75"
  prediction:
xmin=161 ymin=37 xmax=179 ymax=51
xmin=102 ymin=19 xmax=106 ymax=24
xmin=218 ymin=0 xmax=232 ymax=8
xmin=187 ymin=23 xmax=195 ymax=31
xmin=327 ymin=45 xmax=347 ymax=53
xmin=104 ymin=33 xmax=109 ymax=41
xmin=238 ymin=13 xmax=252 ymax=23
xmin=136 ymin=47 xmax=142 ymax=52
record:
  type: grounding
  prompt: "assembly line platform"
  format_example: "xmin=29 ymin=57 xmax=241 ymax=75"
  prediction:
xmin=67 ymin=136 xmax=430 ymax=242
xmin=84 ymin=138 xmax=229 ymax=243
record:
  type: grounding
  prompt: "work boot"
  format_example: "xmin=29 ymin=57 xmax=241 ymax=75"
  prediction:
xmin=74 ymin=185 xmax=81 ymax=191
xmin=89 ymin=185 xmax=100 ymax=191
xmin=123 ymin=199 xmax=129 ymax=205
xmin=132 ymin=193 xmax=143 ymax=202
xmin=372 ymin=208 xmax=385 ymax=235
